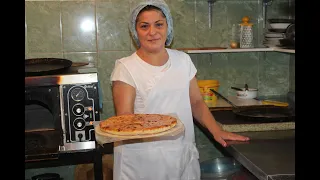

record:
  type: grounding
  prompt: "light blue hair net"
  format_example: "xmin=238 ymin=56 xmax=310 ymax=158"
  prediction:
xmin=129 ymin=0 xmax=174 ymax=48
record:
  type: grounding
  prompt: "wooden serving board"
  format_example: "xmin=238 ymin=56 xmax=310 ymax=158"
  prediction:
xmin=94 ymin=118 xmax=185 ymax=145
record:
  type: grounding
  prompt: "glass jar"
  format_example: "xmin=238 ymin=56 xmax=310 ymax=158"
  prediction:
xmin=230 ymin=24 xmax=240 ymax=48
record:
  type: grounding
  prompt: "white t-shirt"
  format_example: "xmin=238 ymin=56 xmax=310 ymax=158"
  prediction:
xmin=111 ymin=48 xmax=200 ymax=180
xmin=110 ymin=48 xmax=197 ymax=114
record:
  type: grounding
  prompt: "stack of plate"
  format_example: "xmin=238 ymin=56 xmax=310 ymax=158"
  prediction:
xmin=263 ymin=32 xmax=285 ymax=47
xmin=263 ymin=19 xmax=295 ymax=48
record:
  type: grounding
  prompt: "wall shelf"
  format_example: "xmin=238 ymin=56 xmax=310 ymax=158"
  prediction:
xmin=272 ymin=47 xmax=295 ymax=54
xmin=182 ymin=47 xmax=295 ymax=54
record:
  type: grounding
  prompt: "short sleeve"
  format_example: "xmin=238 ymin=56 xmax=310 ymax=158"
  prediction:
xmin=110 ymin=60 xmax=136 ymax=88
xmin=186 ymin=54 xmax=197 ymax=80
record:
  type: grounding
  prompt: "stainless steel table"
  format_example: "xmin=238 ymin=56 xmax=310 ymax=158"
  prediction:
xmin=225 ymin=131 xmax=295 ymax=180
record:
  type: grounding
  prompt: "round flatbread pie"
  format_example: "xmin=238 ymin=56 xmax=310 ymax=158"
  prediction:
xmin=99 ymin=114 xmax=177 ymax=136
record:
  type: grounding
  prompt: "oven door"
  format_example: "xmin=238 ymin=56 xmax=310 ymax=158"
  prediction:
xmin=25 ymin=85 xmax=62 ymax=162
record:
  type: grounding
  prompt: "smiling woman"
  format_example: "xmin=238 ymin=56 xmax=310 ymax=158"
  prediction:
xmin=129 ymin=1 xmax=174 ymax=49
xmin=135 ymin=7 xmax=169 ymax=61
xmin=108 ymin=1 xmax=249 ymax=180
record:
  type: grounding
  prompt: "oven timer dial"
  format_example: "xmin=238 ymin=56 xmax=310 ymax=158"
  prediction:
xmin=73 ymin=118 xmax=86 ymax=130
xmin=72 ymin=104 xmax=85 ymax=116
xmin=71 ymin=87 xmax=85 ymax=101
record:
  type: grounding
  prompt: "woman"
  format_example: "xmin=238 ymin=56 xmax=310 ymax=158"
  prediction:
xmin=110 ymin=0 xmax=250 ymax=179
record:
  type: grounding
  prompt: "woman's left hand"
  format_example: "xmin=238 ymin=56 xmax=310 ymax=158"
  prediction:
xmin=212 ymin=130 xmax=250 ymax=147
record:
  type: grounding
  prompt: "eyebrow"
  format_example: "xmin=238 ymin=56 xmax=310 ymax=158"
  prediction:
xmin=138 ymin=20 xmax=166 ymax=24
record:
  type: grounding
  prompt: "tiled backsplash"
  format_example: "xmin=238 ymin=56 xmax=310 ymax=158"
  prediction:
xmin=25 ymin=1 xmax=295 ymax=174
xmin=25 ymin=0 xmax=295 ymax=120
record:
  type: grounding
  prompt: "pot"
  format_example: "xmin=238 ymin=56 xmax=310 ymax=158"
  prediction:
xmin=235 ymin=88 xmax=258 ymax=99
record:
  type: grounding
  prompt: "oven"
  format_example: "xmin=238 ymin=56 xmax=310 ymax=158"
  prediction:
xmin=25 ymin=73 xmax=100 ymax=162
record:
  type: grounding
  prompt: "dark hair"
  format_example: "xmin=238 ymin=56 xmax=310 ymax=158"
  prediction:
xmin=136 ymin=5 xmax=166 ymax=23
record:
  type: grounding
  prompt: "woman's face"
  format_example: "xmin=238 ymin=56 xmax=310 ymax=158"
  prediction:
xmin=136 ymin=9 xmax=168 ymax=53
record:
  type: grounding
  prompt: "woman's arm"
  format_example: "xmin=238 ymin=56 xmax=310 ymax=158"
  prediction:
xmin=112 ymin=81 xmax=136 ymax=116
xmin=189 ymin=76 xmax=249 ymax=147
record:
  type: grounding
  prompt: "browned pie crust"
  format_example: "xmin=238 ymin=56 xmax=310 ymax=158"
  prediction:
xmin=99 ymin=114 xmax=177 ymax=136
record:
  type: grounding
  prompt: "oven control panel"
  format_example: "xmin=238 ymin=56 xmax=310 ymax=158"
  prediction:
xmin=62 ymin=83 xmax=100 ymax=143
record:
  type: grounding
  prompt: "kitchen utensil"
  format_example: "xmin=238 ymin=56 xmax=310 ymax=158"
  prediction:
xmin=236 ymin=88 xmax=258 ymax=99
xmin=244 ymin=84 xmax=249 ymax=91
xmin=240 ymin=16 xmax=254 ymax=48
xmin=210 ymin=89 xmax=295 ymax=121
xmin=94 ymin=114 xmax=185 ymax=144
xmin=208 ymin=0 xmax=217 ymax=29
xmin=231 ymin=87 xmax=243 ymax=91
xmin=200 ymin=157 xmax=242 ymax=179
xmin=25 ymin=58 xmax=73 ymax=76
xmin=262 ymin=100 xmax=289 ymax=107
xmin=262 ymin=0 xmax=273 ymax=28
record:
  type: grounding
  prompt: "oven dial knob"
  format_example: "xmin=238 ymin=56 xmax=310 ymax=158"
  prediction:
xmin=72 ymin=104 xmax=85 ymax=116
xmin=73 ymin=118 xmax=86 ymax=130
xmin=77 ymin=122 xmax=82 ymax=128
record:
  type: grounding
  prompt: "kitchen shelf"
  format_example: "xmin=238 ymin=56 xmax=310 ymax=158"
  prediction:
xmin=272 ymin=47 xmax=295 ymax=54
xmin=183 ymin=47 xmax=295 ymax=54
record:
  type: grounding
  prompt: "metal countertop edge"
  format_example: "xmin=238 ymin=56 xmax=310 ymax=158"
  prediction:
xmin=225 ymin=146 xmax=268 ymax=180
xmin=194 ymin=120 xmax=295 ymax=180
xmin=194 ymin=120 xmax=268 ymax=180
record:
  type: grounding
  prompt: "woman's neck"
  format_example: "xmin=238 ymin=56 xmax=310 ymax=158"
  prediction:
xmin=136 ymin=48 xmax=169 ymax=66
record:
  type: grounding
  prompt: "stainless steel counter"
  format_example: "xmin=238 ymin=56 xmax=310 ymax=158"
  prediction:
xmin=225 ymin=130 xmax=295 ymax=180
xmin=194 ymin=118 xmax=295 ymax=180
xmin=196 ymin=97 xmax=295 ymax=180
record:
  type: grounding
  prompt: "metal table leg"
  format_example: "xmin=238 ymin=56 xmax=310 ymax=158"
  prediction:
xmin=93 ymin=147 xmax=103 ymax=180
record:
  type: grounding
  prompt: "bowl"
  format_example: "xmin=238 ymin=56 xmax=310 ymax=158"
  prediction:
xmin=269 ymin=22 xmax=292 ymax=30
xmin=236 ymin=88 xmax=258 ymax=99
xmin=200 ymin=157 xmax=242 ymax=179
xmin=267 ymin=19 xmax=294 ymax=30
xmin=268 ymin=19 xmax=295 ymax=24
xmin=267 ymin=20 xmax=293 ymax=33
